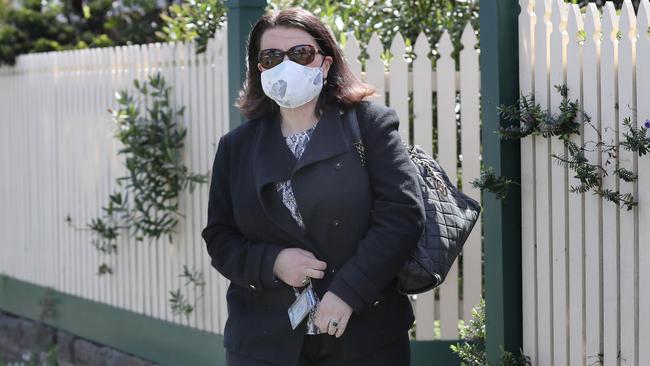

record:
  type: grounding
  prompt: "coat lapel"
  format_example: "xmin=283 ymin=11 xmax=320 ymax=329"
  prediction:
xmin=290 ymin=103 xmax=350 ymax=173
xmin=252 ymin=101 xmax=351 ymax=255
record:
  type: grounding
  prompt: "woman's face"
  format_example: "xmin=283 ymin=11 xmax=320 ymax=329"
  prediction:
xmin=257 ymin=26 xmax=333 ymax=78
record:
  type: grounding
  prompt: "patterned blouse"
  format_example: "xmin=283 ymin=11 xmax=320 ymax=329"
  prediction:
xmin=275 ymin=122 xmax=318 ymax=230
xmin=275 ymin=121 xmax=321 ymax=335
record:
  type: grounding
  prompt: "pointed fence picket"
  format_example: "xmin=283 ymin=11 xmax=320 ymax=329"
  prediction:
xmin=518 ymin=0 xmax=538 ymax=363
xmin=533 ymin=0 xmax=554 ymax=363
xmin=637 ymin=2 xmax=650 ymax=362
xmin=566 ymin=4 xmax=585 ymax=366
xmin=618 ymin=3 xmax=637 ymax=365
xmin=549 ymin=1 xmax=568 ymax=364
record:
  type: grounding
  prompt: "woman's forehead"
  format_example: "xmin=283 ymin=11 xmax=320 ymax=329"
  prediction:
xmin=259 ymin=26 xmax=317 ymax=51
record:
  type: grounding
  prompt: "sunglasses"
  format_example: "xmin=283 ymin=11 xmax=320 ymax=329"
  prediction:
xmin=258 ymin=44 xmax=324 ymax=69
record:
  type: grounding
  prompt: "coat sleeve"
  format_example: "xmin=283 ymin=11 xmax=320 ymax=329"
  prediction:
xmin=201 ymin=134 xmax=287 ymax=291
xmin=327 ymin=103 xmax=425 ymax=313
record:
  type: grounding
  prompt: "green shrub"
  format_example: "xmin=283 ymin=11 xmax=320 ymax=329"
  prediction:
xmin=451 ymin=298 xmax=530 ymax=366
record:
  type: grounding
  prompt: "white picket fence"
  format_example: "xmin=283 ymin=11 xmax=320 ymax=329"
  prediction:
xmin=0 ymin=23 xmax=482 ymax=341
xmin=0 ymin=27 xmax=233 ymax=335
xmin=520 ymin=0 xmax=650 ymax=364
xmin=341 ymin=27 xmax=483 ymax=340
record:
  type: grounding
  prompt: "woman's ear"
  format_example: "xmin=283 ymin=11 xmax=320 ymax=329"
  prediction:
xmin=257 ymin=63 xmax=264 ymax=73
xmin=322 ymin=56 xmax=333 ymax=79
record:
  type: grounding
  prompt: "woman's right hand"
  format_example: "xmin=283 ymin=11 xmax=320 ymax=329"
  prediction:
xmin=272 ymin=248 xmax=327 ymax=287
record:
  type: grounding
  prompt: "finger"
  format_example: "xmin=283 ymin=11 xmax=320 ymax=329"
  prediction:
xmin=327 ymin=318 xmax=340 ymax=336
xmin=292 ymin=278 xmax=309 ymax=287
xmin=334 ymin=315 xmax=349 ymax=338
xmin=306 ymin=258 xmax=327 ymax=270
xmin=305 ymin=268 xmax=325 ymax=279
xmin=297 ymin=249 xmax=316 ymax=258
xmin=315 ymin=307 xmax=332 ymax=333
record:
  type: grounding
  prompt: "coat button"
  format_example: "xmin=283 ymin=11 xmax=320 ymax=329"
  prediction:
xmin=330 ymin=266 xmax=337 ymax=273
xmin=334 ymin=161 xmax=343 ymax=170
xmin=331 ymin=219 xmax=341 ymax=227
xmin=373 ymin=300 xmax=381 ymax=306
xmin=249 ymin=284 xmax=257 ymax=290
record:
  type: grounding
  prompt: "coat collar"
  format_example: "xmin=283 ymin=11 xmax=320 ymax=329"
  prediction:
xmin=252 ymin=100 xmax=351 ymax=254
xmin=253 ymin=100 xmax=350 ymax=186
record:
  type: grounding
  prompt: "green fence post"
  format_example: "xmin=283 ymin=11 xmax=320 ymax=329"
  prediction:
xmin=226 ymin=0 xmax=267 ymax=130
xmin=479 ymin=0 xmax=523 ymax=363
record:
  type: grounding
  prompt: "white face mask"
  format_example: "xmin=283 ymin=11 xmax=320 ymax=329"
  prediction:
xmin=260 ymin=59 xmax=324 ymax=109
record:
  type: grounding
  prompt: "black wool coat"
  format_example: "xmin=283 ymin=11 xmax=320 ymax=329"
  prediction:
xmin=201 ymin=99 xmax=425 ymax=366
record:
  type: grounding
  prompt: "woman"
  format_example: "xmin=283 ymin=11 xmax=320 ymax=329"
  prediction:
xmin=201 ymin=7 xmax=425 ymax=366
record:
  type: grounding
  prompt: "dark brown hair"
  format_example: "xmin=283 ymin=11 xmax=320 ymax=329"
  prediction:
xmin=235 ymin=7 xmax=377 ymax=120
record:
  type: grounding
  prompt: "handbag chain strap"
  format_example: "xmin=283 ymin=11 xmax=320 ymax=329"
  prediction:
xmin=406 ymin=146 xmax=448 ymax=197
xmin=346 ymin=105 xmax=447 ymax=196
xmin=345 ymin=105 xmax=367 ymax=167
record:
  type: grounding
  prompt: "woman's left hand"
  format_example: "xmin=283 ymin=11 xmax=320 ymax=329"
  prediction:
xmin=314 ymin=291 xmax=353 ymax=338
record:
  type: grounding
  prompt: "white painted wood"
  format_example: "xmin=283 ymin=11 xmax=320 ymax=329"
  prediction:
xmin=204 ymin=36 xmax=219 ymax=332
xmin=114 ymin=45 xmax=128 ymax=311
xmin=159 ymin=42 xmax=172 ymax=323
xmin=534 ymin=0 xmax=553 ymax=363
xmin=61 ymin=51 xmax=71 ymax=296
xmin=170 ymin=41 xmax=185 ymax=328
xmin=637 ymin=2 xmax=650 ymax=361
xmin=217 ymin=25 xmax=231 ymax=335
xmin=459 ymin=23 xmax=482 ymax=325
xmin=582 ymin=5 xmax=604 ymax=364
xmin=343 ymin=32 xmax=362 ymax=78
xmin=565 ymin=4 xmax=585 ymax=366
xmin=76 ymin=50 xmax=85 ymax=300
xmin=412 ymin=32 xmax=433 ymax=155
xmin=617 ymin=2 xmax=637 ymax=365
xmin=410 ymin=32 xmax=436 ymax=341
xmin=124 ymin=45 xmax=135 ymax=311
xmin=143 ymin=43 xmax=155 ymax=320
xmin=366 ymin=33 xmax=385 ymax=105
xmin=180 ymin=40 xmax=193 ymax=328
xmin=91 ymin=48 xmax=101 ymax=305
xmin=196 ymin=43 xmax=210 ymax=331
xmin=600 ymin=5 xmax=620 ymax=365
xmin=143 ymin=44 xmax=153 ymax=316
xmin=518 ymin=0 xmax=538 ymax=362
xmin=414 ymin=292 xmax=435 ymax=340
xmin=102 ymin=47 xmax=115 ymax=308
xmin=73 ymin=50 xmax=83 ymax=299
xmin=206 ymin=30 xmax=222 ymax=334
xmin=54 ymin=51 xmax=63 ymax=296
xmin=68 ymin=50 xmax=77 ymax=298
xmin=90 ymin=48 xmax=101 ymax=304
xmin=100 ymin=47 xmax=111 ymax=303
xmin=135 ymin=44 xmax=146 ymax=317
xmin=158 ymin=42 xmax=173 ymax=324
xmin=436 ymin=31 xmax=459 ymax=340
xmin=549 ymin=2 xmax=569 ymax=364
xmin=59 ymin=51 xmax=69 ymax=296
xmin=389 ymin=32 xmax=410 ymax=145
xmin=189 ymin=40 xmax=204 ymax=330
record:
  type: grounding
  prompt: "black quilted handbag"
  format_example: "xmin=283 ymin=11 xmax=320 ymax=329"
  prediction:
xmin=346 ymin=105 xmax=482 ymax=295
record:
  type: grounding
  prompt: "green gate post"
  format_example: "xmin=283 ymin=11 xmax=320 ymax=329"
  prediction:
xmin=479 ymin=1 xmax=523 ymax=363
xmin=226 ymin=0 xmax=267 ymax=130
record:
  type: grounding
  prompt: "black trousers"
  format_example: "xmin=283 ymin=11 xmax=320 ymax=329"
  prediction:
xmin=225 ymin=332 xmax=411 ymax=366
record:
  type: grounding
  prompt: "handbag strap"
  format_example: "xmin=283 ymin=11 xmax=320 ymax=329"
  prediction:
xmin=345 ymin=104 xmax=367 ymax=167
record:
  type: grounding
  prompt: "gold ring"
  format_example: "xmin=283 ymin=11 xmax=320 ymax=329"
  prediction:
xmin=329 ymin=319 xmax=339 ymax=328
